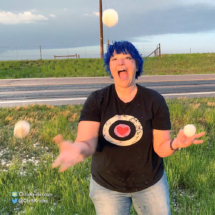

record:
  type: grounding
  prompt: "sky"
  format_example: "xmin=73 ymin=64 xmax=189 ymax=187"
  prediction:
xmin=1 ymin=0 xmax=215 ymax=60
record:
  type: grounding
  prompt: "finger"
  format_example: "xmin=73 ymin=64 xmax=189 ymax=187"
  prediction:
xmin=177 ymin=129 xmax=186 ymax=141
xmin=194 ymin=131 xmax=205 ymax=139
xmin=179 ymin=129 xmax=187 ymax=137
xmin=53 ymin=134 xmax=64 ymax=145
xmin=64 ymin=155 xmax=85 ymax=169
xmin=179 ymin=129 xmax=184 ymax=135
xmin=76 ymin=155 xmax=84 ymax=163
xmin=193 ymin=140 xmax=204 ymax=144
xmin=52 ymin=156 xmax=63 ymax=168
xmin=59 ymin=162 xmax=72 ymax=172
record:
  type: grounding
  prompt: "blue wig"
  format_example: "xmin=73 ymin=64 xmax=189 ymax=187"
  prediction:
xmin=103 ymin=41 xmax=144 ymax=79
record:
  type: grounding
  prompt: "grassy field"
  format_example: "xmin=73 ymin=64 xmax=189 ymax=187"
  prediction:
xmin=0 ymin=53 xmax=215 ymax=79
xmin=0 ymin=97 xmax=215 ymax=214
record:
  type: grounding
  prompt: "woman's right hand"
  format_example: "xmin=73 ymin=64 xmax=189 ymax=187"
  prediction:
xmin=52 ymin=134 xmax=84 ymax=172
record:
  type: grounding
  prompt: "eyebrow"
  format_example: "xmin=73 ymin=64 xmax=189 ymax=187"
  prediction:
xmin=111 ymin=53 xmax=131 ymax=57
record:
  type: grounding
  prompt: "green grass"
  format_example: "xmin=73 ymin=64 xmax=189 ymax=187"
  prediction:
xmin=144 ymin=53 xmax=215 ymax=75
xmin=0 ymin=53 xmax=215 ymax=79
xmin=0 ymin=98 xmax=215 ymax=214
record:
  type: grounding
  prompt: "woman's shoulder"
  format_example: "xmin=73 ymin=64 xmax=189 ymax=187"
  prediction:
xmin=93 ymin=84 xmax=113 ymax=98
xmin=137 ymin=84 xmax=163 ymax=100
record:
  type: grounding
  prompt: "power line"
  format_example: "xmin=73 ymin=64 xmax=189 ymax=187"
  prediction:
xmin=188 ymin=4 xmax=215 ymax=46
xmin=103 ymin=0 xmax=109 ymax=43
xmin=176 ymin=0 xmax=207 ymax=45
xmin=204 ymin=33 xmax=215 ymax=45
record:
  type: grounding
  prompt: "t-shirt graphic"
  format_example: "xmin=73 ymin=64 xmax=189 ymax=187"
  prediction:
xmin=103 ymin=115 xmax=143 ymax=146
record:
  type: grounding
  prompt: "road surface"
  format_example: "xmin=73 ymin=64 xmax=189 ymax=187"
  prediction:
xmin=0 ymin=74 xmax=215 ymax=107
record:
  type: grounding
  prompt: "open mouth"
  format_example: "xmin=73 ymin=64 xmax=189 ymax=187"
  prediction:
xmin=118 ymin=69 xmax=128 ymax=80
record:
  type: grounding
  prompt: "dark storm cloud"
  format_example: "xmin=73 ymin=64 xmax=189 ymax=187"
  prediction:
xmin=109 ymin=3 xmax=215 ymax=42
xmin=1 ymin=2 xmax=215 ymax=49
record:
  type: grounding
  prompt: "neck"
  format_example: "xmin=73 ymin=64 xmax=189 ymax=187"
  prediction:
xmin=115 ymin=84 xmax=138 ymax=103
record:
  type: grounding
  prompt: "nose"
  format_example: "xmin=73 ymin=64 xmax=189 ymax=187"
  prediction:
xmin=117 ymin=58 xmax=125 ymax=65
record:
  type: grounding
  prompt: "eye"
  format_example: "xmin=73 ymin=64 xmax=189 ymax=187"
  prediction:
xmin=125 ymin=56 xmax=132 ymax=60
xmin=111 ymin=58 xmax=117 ymax=61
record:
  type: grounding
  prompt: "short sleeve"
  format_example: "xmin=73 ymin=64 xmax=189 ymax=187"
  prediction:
xmin=79 ymin=92 xmax=101 ymax=122
xmin=152 ymin=95 xmax=171 ymax=130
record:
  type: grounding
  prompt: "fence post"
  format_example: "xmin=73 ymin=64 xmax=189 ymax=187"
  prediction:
xmin=40 ymin=46 xmax=42 ymax=60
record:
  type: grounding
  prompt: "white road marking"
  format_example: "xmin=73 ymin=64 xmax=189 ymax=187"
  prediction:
xmin=162 ymin=91 xmax=215 ymax=96
xmin=0 ymin=89 xmax=98 ymax=95
xmin=0 ymin=91 xmax=215 ymax=104
xmin=0 ymin=98 xmax=87 ymax=104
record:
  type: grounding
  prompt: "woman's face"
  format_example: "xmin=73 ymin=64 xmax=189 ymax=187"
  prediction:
xmin=109 ymin=51 xmax=137 ymax=88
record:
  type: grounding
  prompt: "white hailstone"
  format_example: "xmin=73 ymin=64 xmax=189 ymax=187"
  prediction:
xmin=1 ymin=161 xmax=6 ymax=165
xmin=14 ymin=120 xmax=30 ymax=139
xmin=102 ymin=9 xmax=118 ymax=27
xmin=183 ymin=124 xmax=196 ymax=137
xmin=33 ymin=142 xmax=40 ymax=147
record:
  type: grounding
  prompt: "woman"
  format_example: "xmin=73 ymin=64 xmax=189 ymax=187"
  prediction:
xmin=52 ymin=41 xmax=205 ymax=215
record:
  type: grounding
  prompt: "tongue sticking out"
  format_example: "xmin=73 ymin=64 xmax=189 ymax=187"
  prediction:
xmin=119 ymin=71 xmax=128 ymax=80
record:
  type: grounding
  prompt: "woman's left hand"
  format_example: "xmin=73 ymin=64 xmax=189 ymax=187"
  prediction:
xmin=174 ymin=129 xmax=205 ymax=149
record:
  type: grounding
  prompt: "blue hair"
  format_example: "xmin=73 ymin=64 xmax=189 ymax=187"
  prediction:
xmin=103 ymin=41 xmax=144 ymax=79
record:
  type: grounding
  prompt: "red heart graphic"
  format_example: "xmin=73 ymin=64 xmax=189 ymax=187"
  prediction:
xmin=117 ymin=126 xmax=129 ymax=136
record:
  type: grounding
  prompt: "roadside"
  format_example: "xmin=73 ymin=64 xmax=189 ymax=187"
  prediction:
xmin=1 ymin=74 xmax=215 ymax=86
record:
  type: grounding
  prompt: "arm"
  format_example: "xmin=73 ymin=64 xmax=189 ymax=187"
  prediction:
xmin=74 ymin=121 xmax=100 ymax=157
xmin=153 ymin=130 xmax=175 ymax=158
xmin=153 ymin=129 xmax=205 ymax=158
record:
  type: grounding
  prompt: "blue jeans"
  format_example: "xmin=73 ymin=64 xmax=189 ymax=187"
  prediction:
xmin=89 ymin=171 xmax=171 ymax=215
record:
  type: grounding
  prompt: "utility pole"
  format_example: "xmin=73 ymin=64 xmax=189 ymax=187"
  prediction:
xmin=99 ymin=0 xmax=104 ymax=58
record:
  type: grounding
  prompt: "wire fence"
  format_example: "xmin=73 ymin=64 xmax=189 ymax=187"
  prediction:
xmin=0 ymin=45 xmax=214 ymax=61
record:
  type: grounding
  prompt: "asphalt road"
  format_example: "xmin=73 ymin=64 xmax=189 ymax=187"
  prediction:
xmin=0 ymin=74 xmax=215 ymax=107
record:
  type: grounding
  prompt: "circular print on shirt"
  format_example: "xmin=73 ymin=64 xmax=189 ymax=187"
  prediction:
xmin=103 ymin=115 xmax=143 ymax=146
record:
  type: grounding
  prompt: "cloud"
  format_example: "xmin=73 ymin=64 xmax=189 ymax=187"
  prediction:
xmin=64 ymin=8 xmax=67 ymax=11
xmin=0 ymin=11 xmax=48 ymax=25
xmin=83 ymin=12 xmax=99 ymax=17
xmin=1 ymin=1 xmax=215 ymax=50
xmin=50 ymin=14 xmax=56 ymax=17
xmin=93 ymin=12 xmax=99 ymax=16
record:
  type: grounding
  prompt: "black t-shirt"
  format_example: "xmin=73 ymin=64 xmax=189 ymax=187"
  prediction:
xmin=79 ymin=84 xmax=171 ymax=193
